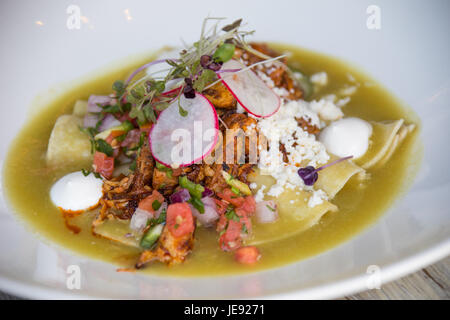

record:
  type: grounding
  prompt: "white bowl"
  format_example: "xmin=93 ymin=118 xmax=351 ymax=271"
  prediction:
xmin=0 ymin=0 xmax=449 ymax=299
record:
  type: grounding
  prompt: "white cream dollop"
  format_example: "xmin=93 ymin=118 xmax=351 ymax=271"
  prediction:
xmin=50 ymin=171 xmax=103 ymax=211
xmin=319 ymin=117 xmax=372 ymax=158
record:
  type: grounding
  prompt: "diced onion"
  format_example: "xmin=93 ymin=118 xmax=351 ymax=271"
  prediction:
xmin=87 ymin=95 xmax=111 ymax=112
xmin=190 ymin=197 xmax=219 ymax=227
xmin=169 ymin=188 xmax=191 ymax=204
xmin=202 ymin=187 xmax=214 ymax=198
xmin=154 ymin=201 xmax=168 ymax=219
xmin=98 ymin=114 xmax=121 ymax=132
xmin=130 ymin=208 xmax=152 ymax=232
xmin=83 ymin=113 xmax=99 ymax=128
xmin=255 ymin=200 xmax=278 ymax=223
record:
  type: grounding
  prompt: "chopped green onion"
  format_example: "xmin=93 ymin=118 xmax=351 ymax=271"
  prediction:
xmin=149 ymin=208 xmax=167 ymax=226
xmin=156 ymin=161 xmax=173 ymax=178
xmin=95 ymin=139 xmax=114 ymax=157
xmin=140 ymin=224 xmax=164 ymax=249
xmin=179 ymin=176 xmax=204 ymax=199
xmin=81 ymin=169 xmax=102 ymax=179
xmin=189 ymin=197 xmax=205 ymax=214
xmin=231 ymin=186 xmax=240 ymax=195
xmin=156 ymin=162 xmax=168 ymax=170
xmin=225 ymin=208 xmax=240 ymax=222
xmin=152 ymin=200 xmax=162 ymax=211
xmin=221 ymin=171 xmax=252 ymax=195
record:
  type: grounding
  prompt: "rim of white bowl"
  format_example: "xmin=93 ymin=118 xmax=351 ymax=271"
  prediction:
xmin=0 ymin=238 xmax=448 ymax=300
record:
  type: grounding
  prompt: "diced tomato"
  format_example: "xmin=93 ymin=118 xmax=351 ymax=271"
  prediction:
xmin=219 ymin=220 xmax=242 ymax=251
xmin=166 ymin=203 xmax=195 ymax=238
xmin=234 ymin=246 xmax=261 ymax=265
xmin=216 ymin=214 xmax=228 ymax=233
xmin=214 ymin=199 xmax=229 ymax=216
xmin=105 ymin=130 xmax=125 ymax=144
xmin=138 ymin=190 xmax=165 ymax=215
xmin=93 ymin=151 xmax=114 ymax=179
xmin=217 ymin=188 xmax=245 ymax=207
xmin=239 ymin=196 xmax=256 ymax=216
xmin=236 ymin=209 xmax=252 ymax=235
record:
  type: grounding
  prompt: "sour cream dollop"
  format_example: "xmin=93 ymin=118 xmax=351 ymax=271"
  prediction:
xmin=50 ymin=171 xmax=103 ymax=211
xmin=319 ymin=117 xmax=372 ymax=159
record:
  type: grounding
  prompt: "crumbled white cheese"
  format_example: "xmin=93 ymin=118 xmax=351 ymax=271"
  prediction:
xmin=249 ymin=183 xmax=257 ymax=189
xmin=309 ymin=99 xmax=344 ymax=122
xmin=256 ymin=99 xmax=329 ymax=205
xmin=256 ymin=70 xmax=275 ymax=89
xmin=255 ymin=67 xmax=292 ymax=100
xmin=310 ymin=72 xmax=328 ymax=86
xmin=254 ymin=185 xmax=266 ymax=202
xmin=308 ymin=189 xmax=328 ymax=208
xmin=347 ymin=73 xmax=356 ymax=83
xmin=323 ymin=94 xmax=337 ymax=102
xmin=272 ymin=86 xmax=290 ymax=99
xmin=339 ymin=85 xmax=358 ymax=96
xmin=336 ymin=97 xmax=351 ymax=108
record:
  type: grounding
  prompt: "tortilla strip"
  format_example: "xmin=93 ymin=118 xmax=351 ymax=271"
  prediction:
xmin=93 ymin=217 xmax=140 ymax=248
xmin=46 ymin=114 xmax=93 ymax=167
xmin=356 ymin=119 xmax=404 ymax=169
xmin=377 ymin=123 xmax=415 ymax=167
xmin=72 ymin=100 xmax=88 ymax=117
xmin=247 ymin=172 xmax=337 ymax=245
xmin=315 ymin=155 xmax=364 ymax=199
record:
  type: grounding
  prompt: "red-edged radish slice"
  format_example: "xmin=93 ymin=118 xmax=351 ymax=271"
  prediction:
xmin=149 ymin=93 xmax=219 ymax=167
xmin=161 ymin=85 xmax=182 ymax=97
xmin=218 ymin=59 xmax=281 ymax=118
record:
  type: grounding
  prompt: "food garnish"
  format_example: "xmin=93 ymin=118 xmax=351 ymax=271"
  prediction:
xmin=149 ymin=93 xmax=219 ymax=167
xmin=298 ymin=156 xmax=354 ymax=186
xmin=218 ymin=59 xmax=281 ymax=117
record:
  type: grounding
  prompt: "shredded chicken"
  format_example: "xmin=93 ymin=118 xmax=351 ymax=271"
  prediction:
xmin=152 ymin=168 xmax=178 ymax=194
xmin=135 ymin=224 xmax=195 ymax=268
xmin=236 ymin=43 xmax=303 ymax=101
xmin=95 ymin=140 xmax=154 ymax=223
xmin=296 ymin=117 xmax=320 ymax=135
xmin=203 ymin=82 xmax=236 ymax=109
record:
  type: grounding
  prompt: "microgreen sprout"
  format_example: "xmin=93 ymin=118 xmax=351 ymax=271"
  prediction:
xmin=118 ymin=17 xmax=286 ymax=125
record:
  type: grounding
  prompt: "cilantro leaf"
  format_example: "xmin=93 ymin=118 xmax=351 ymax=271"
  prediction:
xmin=95 ymin=139 xmax=114 ymax=157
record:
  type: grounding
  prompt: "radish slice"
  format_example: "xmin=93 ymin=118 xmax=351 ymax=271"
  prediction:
xmin=218 ymin=59 xmax=281 ymax=118
xmin=149 ymin=93 xmax=219 ymax=167
xmin=161 ymin=85 xmax=182 ymax=97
